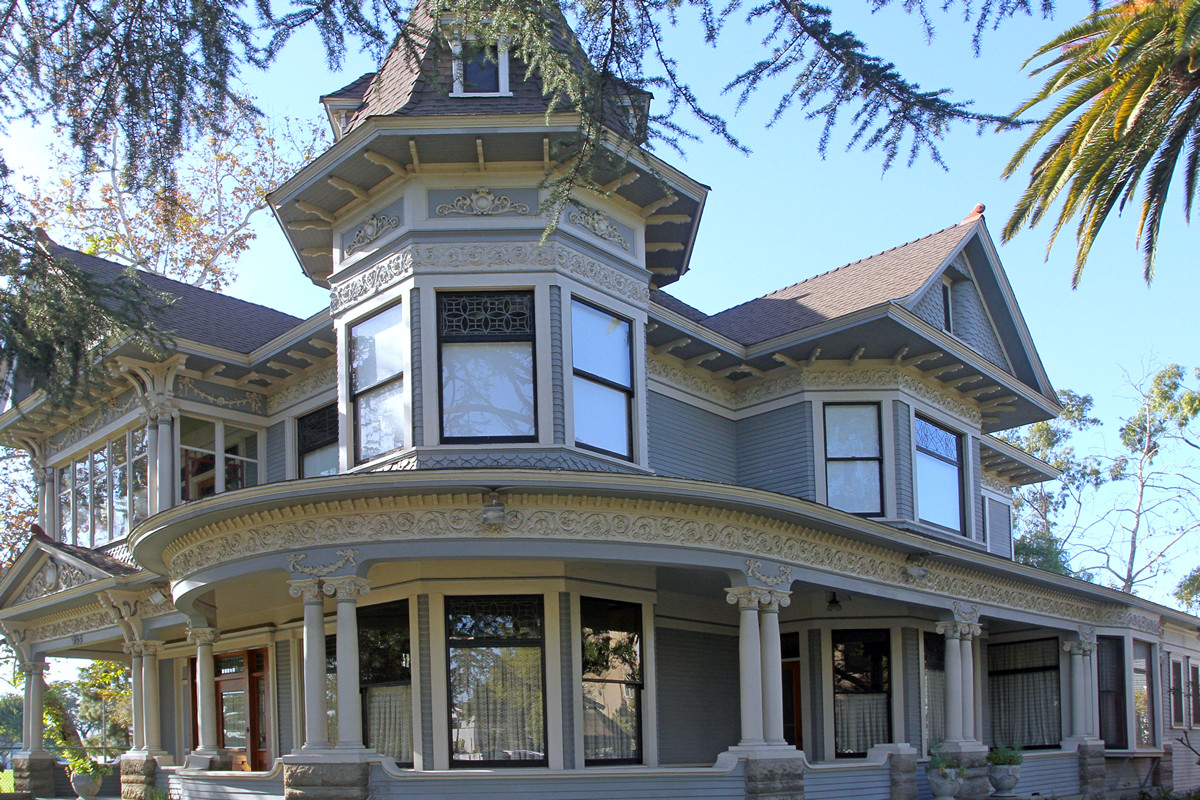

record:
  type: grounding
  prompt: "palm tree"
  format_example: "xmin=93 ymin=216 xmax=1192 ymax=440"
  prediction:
xmin=1002 ymin=0 xmax=1200 ymax=286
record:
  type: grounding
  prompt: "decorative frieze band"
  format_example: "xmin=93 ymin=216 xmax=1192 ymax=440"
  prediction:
xmin=48 ymin=393 xmax=139 ymax=451
xmin=267 ymin=364 xmax=336 ymax=415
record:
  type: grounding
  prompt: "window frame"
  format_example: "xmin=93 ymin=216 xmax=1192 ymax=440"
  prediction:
xmin=1097 ymin=635 xmax=1128 ymax=749
xmin=450 ymin=38 xmax=512 ymax=97
xmin=437 ymin=290 xmax=538 ymax=445
xmin=349 ymin=300 xmax=407 ymax=464
xmin=1171 ymin=656 xmax=1186 ymax=729
xmin=914 ymin=414 xmax=966 ymax=534
xmin=177 ymin=415 xmax=262 ymax=502
xmin=1133 ymin=640 xmax=1156 ymax=746
xmin=831 ymin=628 xmax=892 ymax=759
xmin=297 ymin=403 xmax=339 ymax=478
xmin=570 ymin=297 xmax=634 ymax=461
xmin=1190 ymin=661 xmax=1200 ymax=730
xmin=55 ymin=424 xmax=150 ymax=547
xmin=580 ymin=595 xmax=643 ymax=765
xmin=822 ymin=402 xmax=884 ymax=516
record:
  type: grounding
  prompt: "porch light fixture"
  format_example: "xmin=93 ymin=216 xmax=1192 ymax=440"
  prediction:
xmin=827 ymin=592 xmax=843 ymax=613
xmin=481 ymin=491 xmax=506 ymax=525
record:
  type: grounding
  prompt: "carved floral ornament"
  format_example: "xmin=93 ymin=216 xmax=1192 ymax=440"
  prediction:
xmin=568 ymin=205 xmax=629 ymax=250
xmin=344 ymin=214 xmax=400 ymax=256
xmin=436 ymin=188 xmax=530 ymax=217
xmin=16 ymin=559 xmax=92 ymax=603
xmin=158 ymin=492 xmax=1160 ymax=632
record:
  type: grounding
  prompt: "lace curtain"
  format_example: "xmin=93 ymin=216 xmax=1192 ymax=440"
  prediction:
xmin=987 ymin=639 xmax=1061 ymax=747
xmin=834 ymin=694 xmax=890 ymax=754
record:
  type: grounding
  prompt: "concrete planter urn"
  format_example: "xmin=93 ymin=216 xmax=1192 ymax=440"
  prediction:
xmin=987 ymin=764 xmax=1022 ymax=797
xmin=928 ymin=767 xmax=962 ymax=799
xmin=70 ymin=772 xmax=101 ymax=800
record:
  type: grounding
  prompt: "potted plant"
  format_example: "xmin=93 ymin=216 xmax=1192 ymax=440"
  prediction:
xmin=986 ymin=746 xmax=1024 ymax=798
xmin=927 ymin=743 xmax=962 ymax=800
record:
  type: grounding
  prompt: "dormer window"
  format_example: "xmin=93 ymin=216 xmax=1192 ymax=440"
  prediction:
xmin=351 ymin=302 xmax=407 ymax=463
xmin=451 ymin=41 xmax=511 ymax=96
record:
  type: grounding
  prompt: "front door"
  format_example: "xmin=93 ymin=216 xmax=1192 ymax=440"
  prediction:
xmin=194 ymin=648 xmax=271 ymax=770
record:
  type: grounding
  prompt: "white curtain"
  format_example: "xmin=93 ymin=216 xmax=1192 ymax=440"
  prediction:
xmin=987 ymin=640 xmax=1061 ymax=747
xmin=834 ymin=693 xmax=889 ymax=754
xmin=451 ymin=646 xmax=544 ymax=761
xmin=366 ymin=685 xmax=413 ymax=761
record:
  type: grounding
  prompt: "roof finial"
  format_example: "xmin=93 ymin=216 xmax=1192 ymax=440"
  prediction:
xmin=961 ymin=203 xmax=985 ymax=225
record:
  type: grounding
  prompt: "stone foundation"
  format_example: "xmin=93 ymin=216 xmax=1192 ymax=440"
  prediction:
xmin=120 ymin=754 xmax=157 ymax=800
xmin=284 ymin=762 xmax=369 ymax=800
xmin=12 ymin=755 xmax=54 ymax=798
xmin=1156 ymin=742 xmax=1174 ymax=794
xmin=1077 ymin=742 xmax=1105 ymax=800
xmin=744 ymin=758 xmax=805 ymax=800
xmin=889 ymin=750 xmax=918 ymax=800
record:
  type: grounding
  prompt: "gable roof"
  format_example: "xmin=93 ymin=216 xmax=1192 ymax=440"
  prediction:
xmin=53 ymin=243 xmax=303 ymax=354
xmin=698 ymin=223 xmax=975 ymax=345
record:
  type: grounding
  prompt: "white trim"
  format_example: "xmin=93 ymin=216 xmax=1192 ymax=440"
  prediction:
xmin=449 ymin=38 xmax=512 ymax=97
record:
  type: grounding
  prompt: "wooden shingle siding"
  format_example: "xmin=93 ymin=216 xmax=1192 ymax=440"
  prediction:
xmin=950 ymin=279 xmax=1008 ymax=370
xmin=559 ymin=591 xmax=575 ymax=767
xmin=911 ymin=283 xmax=946 ymax=330
xmin=410 ymin=288 xmax=423 ymax=447
xmin=654 ymin=627 xmax=739 ymax=765
xmin=986 ymin=498 xmax=1012 ymax=558
xmin=646 ymin=392 xmax=736 ymax=484
xmin=803 ymin=764 xmax=890 ymax=800
xmin=808 ymin=629 xmax=825 ymax=762
xmin=894 ymin=401 xmax=914 ymax=519
xmin=275 ymin=641 xmax=293 ymax=756
xmin=1019 ymin=751 xmax=1081 ymax=797
xmin=418 ymin=594 xmax=434 ymax=764
xmin=736 ymin=404 xmax=813 ymax=499
xmin=367 ymin=765 xmax=747 ymax=799
xmin=551 ymin=287 xmax=566 ymax=445
xmin=265 ymin=422 xmax=286 ymax=484
xmin=902 ymin=628 xmax=922 ymax=748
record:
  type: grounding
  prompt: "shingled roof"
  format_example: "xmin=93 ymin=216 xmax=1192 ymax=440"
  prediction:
xmin=53 ymin=244 xmax=302 ymax=354
xmin=684 ymin=222 xmax=977 ymax=345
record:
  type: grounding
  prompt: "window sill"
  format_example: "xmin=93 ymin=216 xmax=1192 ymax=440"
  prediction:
xmin=888 ymin=519 xmax=987 ymax=550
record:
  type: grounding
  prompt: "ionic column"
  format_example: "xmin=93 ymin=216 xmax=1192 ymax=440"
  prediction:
xmin=324 ymin=576 xmax=370 ymax=750
xmin=726 ymin=587 xmax=765 ymax=746
xmin=936 ymin=622 xmax=964 ymax=742
xmin=759 ymin=589 xmax=791 ymax=746
xmin=1065 ymin=640 xmax=1096 ymax=739
xmin=124 ymin=643 xmax=146 ymax=751
xmin=188 ymin=627 xmax=221 ymax=753
xmin=960 ymin=623 xmax=981 ymax=741
xmin=23 ymin=662 xmax=47 ymax=755
xmin=154 ymin=407 xmax=173 ymax=512
xmin=142 ymin=641 xmax=164 ymax=753
xmin=146 ymin=418 xmax=159 ymax=515
xmin=290 ymin=579 xmax=329 ymax=751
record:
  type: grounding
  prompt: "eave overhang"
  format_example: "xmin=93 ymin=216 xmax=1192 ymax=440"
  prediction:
xmin=267 ymin=113 xmax=708 ymax=288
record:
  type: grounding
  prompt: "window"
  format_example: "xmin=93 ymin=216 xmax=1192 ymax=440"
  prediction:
xmin=56 ymin=427 xmax=149 ymax=546
xmin=824 ymin=403 xmax=883 ymax=515
xmin=351 ymin=303 xmax=407 ymax=463
xmin=298 ymin=404 xmax=339 ymax=477
xmin=580 ymin=597 xmax=642 ymax=764
xmin=915 ymin=415 xmax=964 ymax=532
xmin=451 ymin=41 xmax=510 ymax=95
xmin=179 ymin=417 xmax=259 ymax=501
xmin=923 ymin=631 xmax=945 ymax=754
xmin=987 ymin=639 xmax=1061 ymax=748
xmin=941 ymin=279 xmax=953 ymax=332
xmin=572 ymin=299 xmax=633 ymax=459
xmin=1098 ymin=636 xmax=1127 ymax=749
xmin=832 ymin=629 xmax=890 ymax=757
xmin=1191 ymin=663 xmax=1200 ymax=728
xmin=446 ymin=595 xmax=545 ymax=766
xmin=439 ymin=292 xmax=536 ymax=442
xmin=359 ymin=600 xmax=413 ymax=764
xmin=1133 ymin=641 xmax=1155 ymax=745
xmin=1172 ymin=659 xmax=1186 ymax=727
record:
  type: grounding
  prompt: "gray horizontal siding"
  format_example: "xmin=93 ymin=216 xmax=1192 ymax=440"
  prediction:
xmin=736 ymin=403 xmax=813 ymax=500
xmin=265 ymin=422 xmax=286 ymax=484
xmin=655 ymin=626 xmax=740 ymax=766
xmin=368 ymin=765 xmax=746 ymax=799
xmin=986 ymin=497 xmax=1012 ymax=559
xmin=275 ymin=641 xmax=293 ymax=756
xmin=1173 ymin=734 xmax=1200 ymax=788
xmin=803 ymin=765 xmax=891 ymax=800
xmin=174 ymin=774 xmax=284 ymax=800
xmin=1019 ymin=752 xmax=1080 ymax=797
xmin=647 ymin=392 xmax=736 ymax=484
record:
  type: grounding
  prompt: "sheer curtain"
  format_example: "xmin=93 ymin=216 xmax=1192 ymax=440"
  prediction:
xmin=451 ymin=647 xmax=544 ymax=761
xmin=835 ymin=693 xmax=890 ymax=754
xmin=987 ymin=639 xmax=1061 ymax=747
xmin=366 ymin=685 xmax=413 ymax=761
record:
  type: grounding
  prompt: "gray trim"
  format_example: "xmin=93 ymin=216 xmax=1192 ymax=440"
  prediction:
xmin=551 ymin=286 xmax=566 ymax=445
xmin=418 ymin=593 xmax=434 ymax=764
xmin=808 ymin=629 xmax=824 ymax=762
xmin=894 ymin=401 xmax=913 ymax=519
xmin=901 ymin=627 xmax=921 ymax=747
xmin=275 ymin=641 xmax=294 ymax=755
xmin=559 ymin=591 xmax=575 ymax=767
xmin=410 ymin=287 xmax=424 ymax=448
xmin=266 ymin=422 xmax=286 ymax=484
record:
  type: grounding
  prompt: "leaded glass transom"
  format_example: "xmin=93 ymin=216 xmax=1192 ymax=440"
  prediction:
xmin=439 ymin=293 xmax=533 ymax=339
xmin=915 ymin=417 xmax=959 ymax=462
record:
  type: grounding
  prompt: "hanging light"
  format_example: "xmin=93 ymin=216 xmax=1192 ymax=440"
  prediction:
xmin=827 ymin=592 xmax=843 ymax=613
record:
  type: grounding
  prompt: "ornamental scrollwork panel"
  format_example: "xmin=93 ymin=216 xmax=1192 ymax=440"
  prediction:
xmin=344 ymin=214 xmax=400 ymax=256
xmin=435 ymin=188 xmax=530 ymax=217
xmin=16 ymin=560 xmax=93 ymax=604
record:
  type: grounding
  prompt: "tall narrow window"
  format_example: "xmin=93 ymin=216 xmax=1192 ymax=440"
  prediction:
xmin=1098 ymin=636 xmax=1127 ymax=749
xmin=581 ymin=597 xmax=642 ymax=764
xmin=179 ymin=418 xmax=260 ymax=501
xmin=923 ymin=631 xmax=945 ymax=754
xmin=572 ymin=299 xmax=633 ymax=459
xmin=915 ymin=416 xmax=964 ymax=532
xmin=1133 ymin=641 xmax=1154 ymax=745
xmin=824 ymin=403 xmax=883 ymax=515
xmin=1172 ymin=659 xmax=1185 ymax=727
xmin=298 ymin=404 xmax=339 ymax=477
xmin=1191 ymin=663 xmax=1200 ymax=728
xmin=832 ymin=629 xmax=890 ymax=757
xmin=359 ymin=599 xmax=413 ymax=764
xmin=56 ymin=427 xmax=149 ymax=546
xmin=351 ymin=303 xmax=406 ymax=463
xmin=941 ymin=279 xmax=953 ymax=332
xmin=439 ymin=292 xmax=536 ymax=442
xmin=987 ymin=639 xmax=1061 ymax=748
xmin=446 ymin=595 xmax=545 ymax=766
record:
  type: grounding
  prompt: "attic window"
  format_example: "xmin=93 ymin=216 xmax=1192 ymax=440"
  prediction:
xmin=451 ymin=41 xmax=511 ymax=96
xmin=941 ymin=278 xmax=953 ymax=333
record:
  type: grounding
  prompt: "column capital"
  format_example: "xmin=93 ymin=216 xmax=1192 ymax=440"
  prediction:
xmin=952 ymin=600 xmax=981 ymax=625
xmin=187 ymin=627 xmax=220 ymax=646
xmin=288 ymin=578 xmax=324 ymax=603
xmin=936 ymin=621 xmax=962 ymax=639
xmin=726 ymin=586 xmax=767 ymax=610
xmin=124 ymin=640 xmax=164 ymax=656
xmin=21 ymin=662 xmax=47 ymax=676
xmin=758 ymin=589 xmax=792 ymax=612
xmin=323 ymin=576 xmax=370 ymax=601
xmin=1065 ymin=641 xmax=1097 ymax=656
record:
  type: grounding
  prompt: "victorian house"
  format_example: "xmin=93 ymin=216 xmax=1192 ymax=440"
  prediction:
xmin=1 ymin=8 xmax=1199 ymax=800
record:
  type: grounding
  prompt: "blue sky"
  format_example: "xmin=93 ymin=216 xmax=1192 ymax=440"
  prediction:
xmin=7 ymin=0 xmax=1199 ymax=603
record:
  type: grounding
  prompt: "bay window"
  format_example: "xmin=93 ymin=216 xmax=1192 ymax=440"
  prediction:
xmin=439 ymin=292 xmax=536 ymax=442
xmin=572 ymin=299 xmax=633 ymax=459
xmin=351 ymin=302 xmax=406 ymax=463
xmin=1098 ymin=636 xmax=1127 ymax=749
xmin=56 ymin=427 xmax=149 ymax=546
xmin=581 ymin=597 xmax=642 ymax=763
xmin=824 ymin=403 xmax=883 ymax=515
xmin=915 ymin=415 xmax=964 ymax=532
xmin=298 ymin=404 xmax=339 ymax=477
xmin=832 ymin=629 xmax=890 ymax=757
xmin=179 ymin=417 xmax=259 ymax=501
xmin=446 ymin=595 xmax=545 ymax=766
xmin=987 ymin=638 xmax=1061 ymax=748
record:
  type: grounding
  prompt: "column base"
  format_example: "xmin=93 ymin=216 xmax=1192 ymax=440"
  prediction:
xmin=744 ymin=755 xmax=806 ymax=800
xmin=1076 ymin=741 xmax=1106 ymax=800
xmin=283 ymin=759 xmax=370 ymax=800
xmin=184 ymin=749 xmax=232 ymax=770
xmin=13 ymin=753 xmax=55 ymax=797
xmin=120 ymin=753 xmax=157 ymax=800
